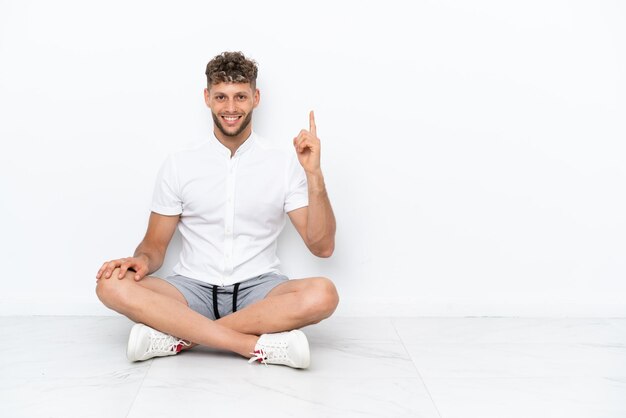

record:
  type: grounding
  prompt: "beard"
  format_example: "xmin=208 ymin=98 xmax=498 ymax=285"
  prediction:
xmin=211 ymin=110 xmax=253 ymax=138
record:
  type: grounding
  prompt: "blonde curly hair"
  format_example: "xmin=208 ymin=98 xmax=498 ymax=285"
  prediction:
xmin=205 ymin=51 xmax=258 ymax=89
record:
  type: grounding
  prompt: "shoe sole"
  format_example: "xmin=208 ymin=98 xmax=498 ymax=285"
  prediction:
xmin=292 ymin=329 xmax=310 ymax=369
xmin=126 ymin=323 xmax=144 ymax=362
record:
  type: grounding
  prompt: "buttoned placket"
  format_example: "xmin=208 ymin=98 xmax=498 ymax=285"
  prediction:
xmin=222 ymin=155 xmax=238 ymax=285
xmin=209 ymin=132 xmax=255 ymax=286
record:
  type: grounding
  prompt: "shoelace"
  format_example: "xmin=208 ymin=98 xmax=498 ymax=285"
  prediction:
xmin=146 ymin=329 xmax=190 ymax=355
xmin=248 ymin=349 xmax=269 ymax=365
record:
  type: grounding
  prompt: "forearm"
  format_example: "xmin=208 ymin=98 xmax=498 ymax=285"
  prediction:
xmin=133 ymin=242 xmax=165 ymax=275
xmin=306 ymin=170 xmax=336 ymax=257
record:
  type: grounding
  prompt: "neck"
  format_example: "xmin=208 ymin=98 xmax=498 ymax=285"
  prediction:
xmin=214 ymin=126 xmax=253 ymax=157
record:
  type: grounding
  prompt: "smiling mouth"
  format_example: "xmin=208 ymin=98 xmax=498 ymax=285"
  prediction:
xmin=222 ymin=115 xmax=242 ymax=124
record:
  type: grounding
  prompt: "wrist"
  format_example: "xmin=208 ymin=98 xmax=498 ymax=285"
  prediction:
xmin=304 ymin=169 xmax=324 ymax=181
xmin=135 ymin=252 xmax=151 ymax=266
xmin=306 ymin=170 xmax=326 ymax=192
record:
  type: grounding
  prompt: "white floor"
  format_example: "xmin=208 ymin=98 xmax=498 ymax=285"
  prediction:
xmin=1 ymin=316 xmax=625 ymax=418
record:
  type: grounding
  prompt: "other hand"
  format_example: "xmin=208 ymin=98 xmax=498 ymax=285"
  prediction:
xmin=96 ymin=256 xmax=149 ymax=281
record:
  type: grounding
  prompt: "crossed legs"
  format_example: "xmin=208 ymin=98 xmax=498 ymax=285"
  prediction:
xmin=95 ymin=269 xmax=339 ymax=358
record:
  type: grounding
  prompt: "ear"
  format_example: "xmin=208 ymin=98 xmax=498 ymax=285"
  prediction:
xmin=204 ymin=88 xmax=211 ymax=107
xmin=253 ymin=88 xmax=260 ymax=108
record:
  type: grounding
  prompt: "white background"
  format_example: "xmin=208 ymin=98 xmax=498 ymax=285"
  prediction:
xmin=1 ymin=0 xmax=624 ymax=316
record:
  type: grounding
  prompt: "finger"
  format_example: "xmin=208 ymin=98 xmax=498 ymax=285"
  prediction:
xmin=309 ymin=110 xmax=316 ymax=137
xmin=135 ymin=266 xmax=149 ymax=281
xmin=295 ymin=130 xmax=310 ymax=146
xmin=96 ymin=263 xmax=108 ymax=279
xmin=301 ymin=141 xmax=316 ymax=154
xmin=295 ymin=136 xmax=310 ymax=153
xmin=118 ymin=267 xmax=126 ymax=279
xmin=298 ymin=132 xmax=319 ymax=150
xmin=294 ymin=133 xmax=305 ymax=152
xmin=106 ymin=259 xmax=124 ymax=278
xmin=118 ymin=261 xmax=132 ymax=279
xmin=293 ymin=137 xmax=300 ymax=152
xmin=104 ymin=260 xmax=118 ymax=278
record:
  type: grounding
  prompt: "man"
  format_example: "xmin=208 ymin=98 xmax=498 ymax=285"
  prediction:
xmin=95 ymin=51 xmax=338 ymax=369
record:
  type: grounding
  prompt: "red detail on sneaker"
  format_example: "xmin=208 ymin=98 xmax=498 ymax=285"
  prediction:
xmin=176 ymin=344 xmax=183 ymax=353
xmin=254 ymin=349 xmax=265 ymax=362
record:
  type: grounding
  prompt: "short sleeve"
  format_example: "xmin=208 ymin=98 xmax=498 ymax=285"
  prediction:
xmin=284 ymin=153 xmax=309 ymax=213
xmin=151 ymin=155 xmax=183 ymax=215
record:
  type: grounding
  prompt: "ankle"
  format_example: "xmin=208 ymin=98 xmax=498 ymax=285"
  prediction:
xmin=239 ymin=335 xmax=259 ymax=358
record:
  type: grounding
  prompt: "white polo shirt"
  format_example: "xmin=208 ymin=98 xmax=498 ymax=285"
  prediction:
xmin=151 ymin=131 xmax=309 ymax=286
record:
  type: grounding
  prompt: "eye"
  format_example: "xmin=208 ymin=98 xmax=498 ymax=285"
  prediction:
xmin=237 ymin=95 xmax=247 ymax=101
xmin=215 ymin=95 xmax=225 ymax=101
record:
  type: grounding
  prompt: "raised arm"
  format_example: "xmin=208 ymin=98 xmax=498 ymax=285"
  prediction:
xmin=96 ymin=212 xmax=180 ymax=281
xmin=290 ymin=111 xmax=336 ymax=257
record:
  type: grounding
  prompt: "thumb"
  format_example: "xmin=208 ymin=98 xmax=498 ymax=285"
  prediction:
xmin=135 ymin=266 xmax=149 ymax=281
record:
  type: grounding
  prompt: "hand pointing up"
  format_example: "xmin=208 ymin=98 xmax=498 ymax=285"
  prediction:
xmin=293 ymin=111 xmax=321 ymax=175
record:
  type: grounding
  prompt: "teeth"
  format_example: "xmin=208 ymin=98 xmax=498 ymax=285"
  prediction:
xmin=224 ymin=116 xmax=239 ymax=121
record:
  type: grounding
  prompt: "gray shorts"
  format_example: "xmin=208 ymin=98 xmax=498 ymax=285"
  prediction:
xmin=163 ymin=272 xmax=289 ymax=320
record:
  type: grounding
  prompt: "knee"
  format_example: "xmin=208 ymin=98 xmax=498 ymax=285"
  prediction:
xmin=95 ymin=268 xmax=134 ymax=311
xmin=301 ymin=277 xmax=339 ymax=323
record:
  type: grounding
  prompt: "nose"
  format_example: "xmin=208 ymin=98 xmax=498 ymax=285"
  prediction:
xmin=225 ymin=99 xmax=237 ymax=113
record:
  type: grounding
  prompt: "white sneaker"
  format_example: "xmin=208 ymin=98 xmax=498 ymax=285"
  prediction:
xmin=127 ymin=323 xmax=190 ymax=362
xmin=248 ymin=330 xmax=310 ymax=369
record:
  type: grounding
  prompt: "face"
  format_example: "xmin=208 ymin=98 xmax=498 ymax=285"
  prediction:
xmin=204 ymin=82 xmax=260 ymax=141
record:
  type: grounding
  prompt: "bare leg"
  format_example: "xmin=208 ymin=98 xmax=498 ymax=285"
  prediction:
xmin=216 ymin=277 xmax=339 ymax=335
xmin=133 ymin=274 xmax=339 ymax=336
xmin=96 ymin=268 xmax=257 ymax=357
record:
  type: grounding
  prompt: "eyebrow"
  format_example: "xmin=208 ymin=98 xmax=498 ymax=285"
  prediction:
xmin=213 ymin=91 xmax=249 ymax=96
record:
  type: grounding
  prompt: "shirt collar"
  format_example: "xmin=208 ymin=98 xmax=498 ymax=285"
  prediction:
xmin=209 ymin=131 xmax=257 ymax=158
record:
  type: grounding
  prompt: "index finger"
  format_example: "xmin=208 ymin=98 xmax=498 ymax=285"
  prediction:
xmin=309 ymin=110 xmax=316 ymax=136
xmin=96 ymin=263 xmax=107 ymax=279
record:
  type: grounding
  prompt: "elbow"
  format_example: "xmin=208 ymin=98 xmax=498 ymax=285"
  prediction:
xmin=311 ymin=241 xmax=335 ymax=258
xmin=317 ymin=249 xmax=334 ymax=258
